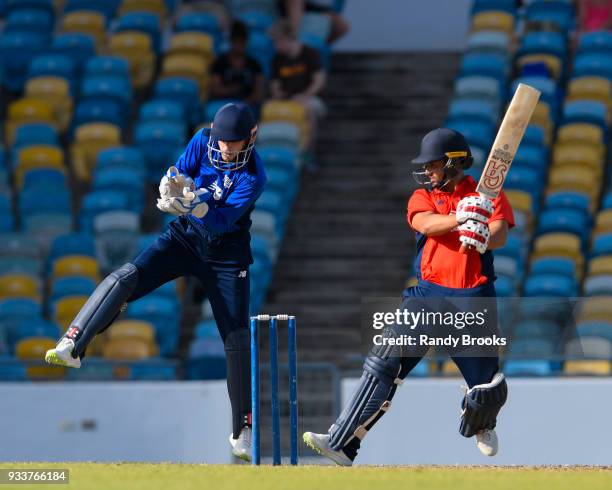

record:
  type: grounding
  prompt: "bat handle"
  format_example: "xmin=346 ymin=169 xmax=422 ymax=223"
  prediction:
xmin=460 ymin=244 xmax=470 ymax=254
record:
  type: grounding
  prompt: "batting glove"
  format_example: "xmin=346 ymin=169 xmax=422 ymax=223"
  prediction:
xmin=456 ymin=195 xmax=494 ymax=224
xmin=458 ymin=219 xmax=490 ymax=254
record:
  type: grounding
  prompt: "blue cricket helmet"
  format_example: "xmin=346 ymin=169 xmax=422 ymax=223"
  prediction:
xmin=208 ymin=102 xmax=257 ymax=171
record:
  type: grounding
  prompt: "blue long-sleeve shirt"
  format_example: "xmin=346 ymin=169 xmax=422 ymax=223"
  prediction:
xmin=168 ymin=128 xmax=267 ymax=264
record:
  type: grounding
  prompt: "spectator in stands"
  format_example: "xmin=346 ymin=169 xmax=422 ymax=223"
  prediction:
xmin=279 ymin=0 xmax=350 ymax=44
xmin=269 ymin=20 xmax=327 ymax=166
xmin=209 ymin=21 xmax=264 ymax=110
xmin=577 ymin=0 xmax=612 ymax=31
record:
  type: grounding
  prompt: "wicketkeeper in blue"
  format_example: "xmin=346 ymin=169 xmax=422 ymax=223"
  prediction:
xmin=45 ymin=103 xmax=266 ymax=461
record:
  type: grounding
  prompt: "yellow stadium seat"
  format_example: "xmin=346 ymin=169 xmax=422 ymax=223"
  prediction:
xmin=119 ymin=0 xmax=167 ymax=18
xmin=54 ymin=295 xmax=88 ymax=329
xmin=0 ymin=274 xmax=39 ymax=300
xmin=52 ymin=255 xmax=100 ymax=281
xmin=262 ymin=100 xmax=307 ymax=124
xmin=61 ymin=10 xmax=106 ymax=48
xmin=103 ymin=337 xmax=155 ymax=360
xmin=564 ymin=360 xmax=611 ymax=375
xmin=552 ymin=143 xmax=603 ymax=176
xmin=547 ymin=166 xmax=599 ymax=201
xmin=16 ymin=337 xmax=65 ymax=379
xmin=517 ymin=54 xmax=562 ymax=80
xmin=6 ymin=98 xmax=55 ymax=144
xmin=557 ymin=123 xmax=605 ymax=161
xmin=25 ymin=76 xmax=73 ymax=132
xmin=505 ymin=190 xmax=532 ymax=215
xmin=108 ymin=320 xmax=156 ymax=343
xmin=471 ymin=11 xmax=514 ymax=35
xmin=70 ymin=123 xmax=121 ymax=181
xmin=15 ymin=145 xmax=65 ymax=187
xmin=594 ymin=210 xmax=612 ymax=236
xmin=567 ymin=76 xmax=611 ymax=108
xmin=161 ymin=53 xmax=209 ymax=95
xmin=588 ymin=256 xmax=612 ymax=276
xmin=577 ymin=296 xmax=612 ymax=323
xmin=168 ymin=32 xmax=214 ymax=62
xmin=109 ymin=32 xmax=156 ymax=89
xmin=441 ymin=360 xmax=461 ymax=376
xmin=88 ymin=331 xmax=108 ymax=356
xmin=532 ymin=233 xmax=583 ymax=267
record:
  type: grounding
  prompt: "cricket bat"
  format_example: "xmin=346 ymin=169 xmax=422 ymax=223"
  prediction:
xmin=460 ymin=82 xmax=541 ymax=253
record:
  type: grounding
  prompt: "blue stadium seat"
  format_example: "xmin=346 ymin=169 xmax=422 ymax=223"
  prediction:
xmin=460 ymin=53 xmax=509 ymax=88
xmin=512 ymin=76 xmax=558 ymax=116
xmin=0 ymin=233 xmax=40 ymax=258
xmin=454 ymin=75 xmax=501 ymax=103
xmin=265 ymin=167 xmax=296 ymax=201
xmin=572 ymin=53 xmax=612 ymax=81
xmin=203 ymin=99 xmax=239 ymax=123
xmin=523 ymin=124 xmax=546 ymax=147
xmin=493 ymin=255 xmax=520 ymax=280
xmin=255 ymin=189 xmax=286 ymax=219
xmin=251 ymin=233 xmax=273 ymax=264
xmin=504 ymin=360 xmax=553 ymax=376
xmin=0 ymin=256 xmax=40 ymax=277
xmin=11 ymin=319 xmax=59 ymax=349
xmin=602 ymin=192 xmax=612 ymax=210
xmin=48 ymin=233 xmax=96 ymax=265
xmin=85 ymin=56 xmax=130 ymax=80
xmin=0 ymin=195 xmax=14 ymax=232
xmin=0 ymin=31 xmax=46 ymax=91
xmin=23 ymin=168 xmax=66 ymax=192
xmin=525 ymin=1 xmax=575 ymax=32
xmin=577 ymin=30 xmax=612 ymax=55
xmin=186 ymin=354 xmax=227 ymax=380
xmin=19 ymin=188 xmax=71 ymax=217
xmin=507 ymin=338 xmax=556 ymax=358
xmin=513 ymin=318 xmax=562 ymax=339
xmin=93 ymin=168 xmax=145 ymax=212
xmin=5 ymin=7 xmax=53 ymax=34
xmin=237 ymin=10 xmax=276 ymax=33
xmin=592 ymin=234 xmax=612 ymax=258
xmin=257 ymin=146 xmax=299 ymax=174
xmin=257 ymin=122 xmax=301 ymax=150
xmin=467 ymin=31 xmax=510 ymax=56
xmin=561 ymin=100 xmax=608 ymax=136
xmin=154 ymin=77 xmax=201 ymax=126
xmin=493 ymin=274 xmax=516 ymax=297
xmin=471 ymin=0 xmax=516 ymax=14
xmin=130 ymin=361 xmax=177 ymax=381
xmin=545 ymin=192 xmax=590 ymax=219
xmin=194 ymin=319 xmax=219 ymax=339
xmin=445 ymin=118 xmax=494 ymax=150
xmin=530 ymin=257 xmax=576 ymax=280
xmin=126 ymin=297 xmax=179 ymax=355
xmin=536 ymin=209 xmax=589 ymax=241
xmin=23 ymin=213 xmax=72 ymax=238
xmin=495 ymin=233 xmax=525 ymax=262
xmin=140 ymin=100 xmax=185 ymax=124
xmin=51 ymin=33 xmax=96 ymax=75
xmin=0 ymin=357 xmax=27 ymax=381
xmin=27 ymin=54 xmax=77 ymax=92
xmin=584 ymin=275 xmax=612 ymax=296
xmin=79 ymin=190 xmax=130 ymax=230
xmin=96 ymin=147 xmax=146 ymax=176
xmin=72 ymin=99 xmax=124 ymax=130
xmin=81 ymin=76 xmax=133 ymax=118
xmin=5 ymin=0 xmax=54 ymax=18
xmin=63 ymin=0 xmax=118 ymax=17
xmin=576 ymin=322 xmax=612 ymax=342
xmin=518 ymin=31 xmax=566 ymax=60
xmin=13 ymin=123 xmax=59 ymax=155
xmin=247 ymin=31 xmax=275 ymax=77
xmin=117 ymin=12 xmax=162 ymax=53
xmin=0 ymin=298 xmax=42 ymax=342
xmin=513 ymin=144 xmax=548 ymax=177
xmin=524 ymin=273 xmax=578 ymax=297
xmin=50 ymin=276 xmax=96 ymax=302
xmin=175 ymin=12 xmax=222 ymax=49
xmin=134 ymin=121 xmax=186 ymax=181
xmin=504 ymin=166 xmax=542 ymax=201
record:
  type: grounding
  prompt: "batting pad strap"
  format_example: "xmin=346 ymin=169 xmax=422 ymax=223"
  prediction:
xmin=353 ymin=400 xmax=392 ymax=440
xmin=459 ymin=372 xmax=508 ymax=438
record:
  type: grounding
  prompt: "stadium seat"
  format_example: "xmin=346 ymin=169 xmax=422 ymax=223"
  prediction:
xmin=93 ymin=210 xmax=140 ymax=269
xmin=588 ymin=256 xmax=612 ymax=277
xmin=504 ymin=360 xmax=553 ymax=376
xmin=96 ymin=147 xmax=146 ymax=176
xmin=108 ymin=319 xmax=156 ymax=344
xmin=140 ymin=100 xmax=185 ymax=124
xmin=466 ymin=30 xmax=510 ymax=56
xmin=16 ymin=337 xmax=64 ymax=379
xmin=14 ymin=145 xmax=65 ymax=188
xmin=592 ymin=234 xmax=612 ymax=258
xmin=0 ymin=31 xmax=46 ymax=91
xmin=525 ymin=0 xmax=575 ymax=32
xmin=27 ymin=54 xmax=77 ymax=93
xmin=471 ymin=11 xmax=514 ymax=35
xmin=577 ymin=30 xmax=612 ymax=55
xmin=61 ymin=10 xmax=107 ymax=49
xmin=133 ymin=121 xmax=186 ymax=181
xmin=72 ymin=99 xmax=124 ymax=131
xmin=12 ymin=123 xmax=59 ymax=157
xmin=561 ymin=100 xmax=608 ymax=135
xmin=175 ymin=12 xmax=222 ymax=49
xmin=167 ymin=32 xmax=214 ymax=63
xmin=0 ymin=233 xmax=40 ymax=259
xmin=532 ymin=233 xmax=583 ymax=265
xmin=523 ymin=124 xmax=546 ymax=148
xmin=513 ymin=318 xmax=562 ymax=340
xmin=71 ymin=123 xmax=122 ymax=181
xmin=11 ymin=319 xmax=60 ymax=349
xmin=6 ymin=98 xmax=55 ymax=145
xmin=583 ymin=275 xmax=612 ymax=296
xmin=85 ymin=56 xmax=130 ymax=80
xmin=564 ymin=360 xmax=611 ymax=375
xmin=108 ymin=32 xmax=156 ymax=89
xmin=572 ymin=53 xmax=612 ymax=81
xmin=578 ymin=295 xmax=612 ymax=323
xmin=50 ymin=276 xmax=96 ymax=303
xmin=0 ymin=256 xmax=40 ymax=277
xmin=594 ymin=210 xmax=612 ymax=237
xmin=80 ymin=190 xmax=130 ymax=230
xmin=448 ymin=98 xmax=497 ymax=125
xmin=51 ymin=33 xmax=96 ymax=75
xmin=103 ymin=337 xmax=155 ymax=360
xmin=48 ymin=233 xmax=96 ymax=266
xmin=118 ymin=0 xmax=167 ymax=18
xmin=154 ymin=77 xmax=201 ymax=124
xmin=63 ymin=0 xmax=118 ymax=17
xmin=53 ymin=295 xmax=88 ymax=329
xmin=52 ymin=256 xmax=99 ymax=281
xmin=161 ymin=53 xmax=209 ymax=95
xmin=566 ymin=77 xmax=611 ymax=108
xmin=553 ymin=143 xmax=602 ymax=176
xmin=19 ymin=187 xmax=71 ymax=218
xmin=116 ymin=11 xmax=161 ymax=53
xmin=454 ymin=75 xmax=501 ymax=106
xmin=557 ymin=122 xmax=605 ymax=161
xmin=257 ymin=122 xmax=301 ymax=151
xmin=547 ymin=167 xmax=597 ymax=200
xmin=126 ymin=296 xmax=179 ymax=355
xmin=536 ymin=209 xmax=589 ymax=243
xmin=518 ymin=31 xmax=566 ymax=61
xmin=507 ymin=338 xmax=556 ymax=359
xmin=0 ymin=275 xmax=39 ymax=301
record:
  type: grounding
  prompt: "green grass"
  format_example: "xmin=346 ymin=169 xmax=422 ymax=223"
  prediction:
xmin=1 ymin=463 xmax=611 ymax=490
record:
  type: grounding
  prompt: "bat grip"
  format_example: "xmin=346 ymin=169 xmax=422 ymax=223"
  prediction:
xmin=460 ymin=244 xmax=470 ymax=254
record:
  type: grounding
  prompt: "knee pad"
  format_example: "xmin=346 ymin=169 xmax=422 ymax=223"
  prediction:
xmin=329 ymin=328 xmax=404 ymax=450
xmin=70 ymin=263 xmax=139 ymax=357
xmin=224 ymin=329 xmax=251 ymax=438
xmin=459 ymin=372 xmax=508 ymax=438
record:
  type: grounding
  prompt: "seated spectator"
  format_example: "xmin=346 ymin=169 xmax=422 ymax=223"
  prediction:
xmin=279 ymin=0 xmax=350 ymax=44
xmin=269 ymin=20 xmax=327 ymax=166
xmin=578 ymin=0 xmax=612 ymax=31
xmin=209 ymin=21 xmax=264 ymax=108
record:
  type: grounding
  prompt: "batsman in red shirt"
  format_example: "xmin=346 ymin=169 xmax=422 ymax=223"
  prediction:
xmin=304 ymin=128 xmax=514 ymax=465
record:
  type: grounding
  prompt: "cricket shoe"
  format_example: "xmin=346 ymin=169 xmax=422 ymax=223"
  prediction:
xmin=229 ymin=426 xmax=251 ymax=462
xmin=476 ymin=429 xmax=498 ymax=457
xmin=303 ymin=432 xmax=353 ymax=466
xmin=44 ymin=338 xmax=81 ymax=368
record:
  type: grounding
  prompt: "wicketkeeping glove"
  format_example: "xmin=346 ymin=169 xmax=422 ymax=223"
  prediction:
xmin=456 ymin=195 xmax=494 ymax=224
xmin=165 ymin=187 xmax=210 ymax=218
xmin=156 ymin=166 xmax=195 ymax=215
xmin=458 ymin=219 xmax=490 ymax=254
